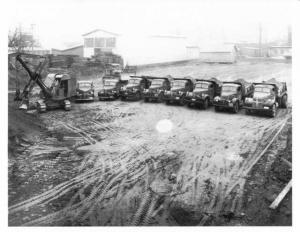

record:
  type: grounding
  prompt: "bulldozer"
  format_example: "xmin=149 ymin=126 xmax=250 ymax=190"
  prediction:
xmin=14 ymin=53 xmax=77 ymax=113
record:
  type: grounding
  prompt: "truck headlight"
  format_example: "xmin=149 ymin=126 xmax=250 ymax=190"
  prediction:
xmin=266 ymin=99 xmax=274 ymax=105
xmin=245 ymin=97 xmax=253 ymax=103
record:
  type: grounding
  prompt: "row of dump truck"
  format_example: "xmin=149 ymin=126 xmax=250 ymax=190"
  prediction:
xmin=14 ymin=54 xmax=287 ymax=117
xmin=78 ymin=73 xmax=287 ymax=118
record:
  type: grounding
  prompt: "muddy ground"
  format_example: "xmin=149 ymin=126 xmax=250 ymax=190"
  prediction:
xmin=8 ymin=59 xmax=292 ymax=226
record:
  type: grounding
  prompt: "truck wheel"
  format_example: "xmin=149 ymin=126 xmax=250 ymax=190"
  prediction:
xmin=64 ymin=100 xmax=71 ymax=111
xmin=137 ymin=92 xmax=142 ymax=100
xmin=37 ymin=102 xmax=46 ymax=113
xmin=158 ymin=93 xmax=164 ymax=103
xmin=245 ymin=109 xmax=252 ymax=115
xmin=203 ymin=98 xmax=209 ymax=109
xmin=271 ymin=104 xmax=277 ymax=118
xmin=144 ymin=97 xmax=149 ymax=102
xmin=214 ymin=106 xmax=220 ymax=112
xmin=179 ymin=97 xmax=185 ymax=106
xmin=166 ymin=100 xmax=170 ymax=105
xmin=233 ymin=102 xmax=239 ymax=113
xmin=281 ymin=95 xmax=287 ymax=108
xmin=121 ymin=96 xmax=125 ymax=101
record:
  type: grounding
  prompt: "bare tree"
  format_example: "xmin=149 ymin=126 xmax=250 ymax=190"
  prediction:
xmin=8 ymin=26 xmax=40 ymax=100
xmin=8 ymin=27 xmax=39 ymax=53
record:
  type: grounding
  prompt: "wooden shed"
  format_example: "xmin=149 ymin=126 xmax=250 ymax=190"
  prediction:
xmin=198 ymin=44 xmax=238 ymax=63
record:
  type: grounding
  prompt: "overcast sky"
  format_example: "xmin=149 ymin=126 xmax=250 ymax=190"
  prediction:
xmin=8 ymin=0 xmax=293 ymax=49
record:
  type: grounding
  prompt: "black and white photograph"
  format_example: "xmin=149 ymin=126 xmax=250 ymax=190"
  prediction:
xmin=2 ymin=0 xmax=299 ymax=229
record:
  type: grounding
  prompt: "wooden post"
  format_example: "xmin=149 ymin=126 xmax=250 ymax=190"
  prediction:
xmin=269 ymin=180 xmax=292 ymax=210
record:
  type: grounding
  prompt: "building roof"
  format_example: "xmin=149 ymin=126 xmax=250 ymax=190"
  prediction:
xmin=82 ymin=29 xmax=120 ymax=37
xmin=269 ymin=46 xmax=292 ymax=49
xmin=52 ymin=44 xmax=83 ymax=52
xmin=199 ymin=44 xmax=237 ymax=53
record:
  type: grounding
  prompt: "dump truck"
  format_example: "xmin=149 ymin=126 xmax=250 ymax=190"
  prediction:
xmin=243 ymin=80 xmax=287 ymax=117
xmin=163 ymin=77 xmax=195 ymax=105
xmin=75 ymin=80 xmax=95 ymax=102
xmin=120 ymin=76 xmax=151 ymax=101
xmin=184 ymin=77 xmax=222 ymax=109
xmin=213 ymin=79 xmax=254 ymax=113
xmin=143 ymin=75 xmax=173 ymax=102
xmin=15 ymin=54 xmax=77 ymax=112
xmin=98 ymin=65 xmax=132 ymax=100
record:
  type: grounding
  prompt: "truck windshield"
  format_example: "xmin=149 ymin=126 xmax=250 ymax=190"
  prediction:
xmin=104 ymin=80 xmax=117 ymax=86
xmin=128 ymin=79 xmax=141 ymax=85
xmin=172 ymin=80 xmax=186 ymax=88
xmin=78 ymin=82 xmax=92 ymax=90
xmin=221 ymin=85 xmax=238 ymax=96
xmin=150 ymin=79 xmax=164 ymax=87
xmin=253 ymin=87 xmax=274 ymax=98
xmin=195 ymin=82 xmax=209 ymax=90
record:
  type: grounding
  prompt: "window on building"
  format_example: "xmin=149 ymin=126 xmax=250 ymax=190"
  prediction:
xmin=106 ymin=38 xmax=116 ymax=48
xmin=95 ymin=38 xmax=105 ymax=47
xmin=84 ymin=38 xmax=94 ymax=48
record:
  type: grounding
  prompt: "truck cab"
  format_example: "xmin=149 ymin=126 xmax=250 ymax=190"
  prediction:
xmin=243 ymin=81 xmax=287 ymax=117
xmin=184 ymin=78 xmax=221 ymax=109
xmin=75 ymin=80 xmax=94 ymax=102
xmin=163 ymin=77 xmax=195 ymax=105
xmin=213 ymin=80 xmax=253 ymax=113
xmin=143 ymin=76 xmax=172 ymax=102
xmin=120 ymin=76 xmax=150 ymax=101
xmin=98 ymin=76 xmax=125 ymax=100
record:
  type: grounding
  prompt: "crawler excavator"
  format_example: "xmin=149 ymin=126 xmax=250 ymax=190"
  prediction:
xmin=14 ymin=53 xmax=76 ymax=112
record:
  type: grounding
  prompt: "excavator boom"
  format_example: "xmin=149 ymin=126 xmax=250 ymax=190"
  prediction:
xmin=16 ymin=54 xmax=52 ymax=98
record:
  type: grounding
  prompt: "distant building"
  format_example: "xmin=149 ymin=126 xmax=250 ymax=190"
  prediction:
xmin=268 ymin=46 xmax=292 ymax=58
xmin=186 ymin=46 xmax=200 ymax=59
xmin=198 ymin=44 xmax=238 ymax=63
xmin=82 ymin=29 xmax=188 ymax=65
xmin=51 ymin=45 xmax=83 ymax=57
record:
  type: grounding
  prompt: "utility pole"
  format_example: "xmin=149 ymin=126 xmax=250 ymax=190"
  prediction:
xmin=259 ymin=23 xmax=262 ymax=57
xmin=288 ymin=25 xmax=292 ymax=46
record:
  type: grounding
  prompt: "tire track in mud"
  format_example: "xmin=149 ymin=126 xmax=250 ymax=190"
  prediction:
xmin=9 ymin=101 xmax=291 ymax=226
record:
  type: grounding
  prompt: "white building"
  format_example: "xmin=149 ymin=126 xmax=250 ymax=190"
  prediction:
xmin=198 ymin=44 xmax=238 ymax=63
xmin=82 ymin=29 xmax=188 ymax=66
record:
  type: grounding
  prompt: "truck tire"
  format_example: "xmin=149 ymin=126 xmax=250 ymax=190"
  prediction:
xmin=281 ymin=95 xmax=287 ymax=108
xmin=214 ymin=106 xmax=220 ymax=112
xmin=158 ymin=93 xmax=164 ymax=103
xmin=121 ymin=96 xmax=125 ymax=101
xmin=245 ymin=109 xmax=252 ymax=115
xmin=203 ymin=98 xmax=209 ymax=109
xmin=270 ymin=104 xmax=277 ymax=118
xmin=37 ymin=102 xmax=46 ymax=113
xmin=179 ymin=97 xmax=185 ymax=106
xmin=166 ymin=100 xmax=170 ymax=105
xmin=64 ymin=100 xmax=71 ymax=111
xmin=144 ymin=97 xmax=149 ymax=102
xmin=233 ymin=102 xmax=239 ymax=113
xmin=137 ymin=92 xmax=142 ymax=100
